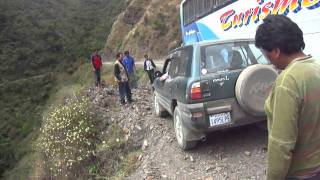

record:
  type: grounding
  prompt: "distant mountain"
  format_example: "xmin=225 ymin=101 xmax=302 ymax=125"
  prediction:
xmin=104 ymin=0 xmax=181 ymax=61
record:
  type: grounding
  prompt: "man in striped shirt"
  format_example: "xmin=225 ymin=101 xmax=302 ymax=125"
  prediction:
xmin=255 ymin=15 xmax=320 ymax=179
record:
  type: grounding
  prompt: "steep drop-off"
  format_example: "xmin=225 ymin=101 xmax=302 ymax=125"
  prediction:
xmin=0 ymin=0 xmax=126 ymax=176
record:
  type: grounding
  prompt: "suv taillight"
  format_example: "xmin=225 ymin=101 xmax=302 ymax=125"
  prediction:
xmin=190 ymin=82 xmax=202 ymax=100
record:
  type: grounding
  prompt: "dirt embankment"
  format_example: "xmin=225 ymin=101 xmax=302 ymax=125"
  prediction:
xmin=90 ymin=80 xmax=268 ymax=179
xmin=104 ymin=0 xmax=181 ymax=61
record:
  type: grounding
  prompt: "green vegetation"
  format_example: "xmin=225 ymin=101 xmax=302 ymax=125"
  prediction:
xmin=151 ymin=13 xmax=169 ymax=36
xmin=86 ymin=122 xmax=141 ymax=179
xmin=0 ymin=0 xmax=126 ymax=177
xmin=37 ymin=96 xmax=98 ymax=178
xmin=3 ymin=64 xmax=146 ymax=179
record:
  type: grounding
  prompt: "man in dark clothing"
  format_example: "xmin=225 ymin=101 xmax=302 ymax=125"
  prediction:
xmin=91 ymin=49 xmax=102 ymax=88
xmin=114 ymin=52 xmax=132 ymax=105
xmin=143 ymin=54 xmax=156 ymax=84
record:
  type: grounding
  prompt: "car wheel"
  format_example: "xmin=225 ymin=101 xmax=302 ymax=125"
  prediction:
xmin=154 ymin=94 xmax=167 ymax=117
xmin=174 ymin=107 xmax=197 ymax=150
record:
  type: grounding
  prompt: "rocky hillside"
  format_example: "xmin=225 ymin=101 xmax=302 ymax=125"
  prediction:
xmin=105 ymin=0 xmax=181 ymax=60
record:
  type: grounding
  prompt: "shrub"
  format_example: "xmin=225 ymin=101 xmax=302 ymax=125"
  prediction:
xmin=151 ymin=13 xmax=168 ymax=36
xmin=37 ymin=96 xmax=98 ymax=178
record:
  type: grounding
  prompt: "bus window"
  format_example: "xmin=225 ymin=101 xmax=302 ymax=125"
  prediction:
xmin=207 ymin=0 xmax=215 ymax=13
xmin=182 ymin=0 xmax=236 ymax=26
xmin=196 ymin=0 xmax=206 ymax=18
xmin=188 ymin=0 xmax=196 ymax=24
xmin=183 ymin=3 xmax=188 ymax=25
xmin=183 ymin=0 xmax=193 ymax=25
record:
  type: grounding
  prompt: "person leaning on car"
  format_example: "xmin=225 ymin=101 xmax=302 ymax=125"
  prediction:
xmin=143 ymin=54 xmax=157 ymax=84
xmin=255 ymin=15 xmax=320 ymax=180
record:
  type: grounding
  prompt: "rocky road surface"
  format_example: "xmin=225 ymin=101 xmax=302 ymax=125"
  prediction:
xmin=89 ymin=83 xmax=268 ymax=180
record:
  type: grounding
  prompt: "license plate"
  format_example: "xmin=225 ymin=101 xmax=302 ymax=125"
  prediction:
xmin=209 ymin=112 xmax=231 ymax=127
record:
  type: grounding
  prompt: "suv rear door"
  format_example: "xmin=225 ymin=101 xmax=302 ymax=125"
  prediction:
xmin=198 ymin=41 xmax=269 ymax=101
xmin=156 ymin=46 xmax=193 ymax=113
xmin=170 ymin=46 xmax=193 ymax=104
xmin=162 ymin=55 xmax=178 ymax=112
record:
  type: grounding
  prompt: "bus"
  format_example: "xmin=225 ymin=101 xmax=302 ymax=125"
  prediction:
xmin=180 ymin=0 xmax=320 ymax=58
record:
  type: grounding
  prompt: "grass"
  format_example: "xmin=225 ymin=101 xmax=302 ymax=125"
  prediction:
xmin=113 ymin=151 xmax=142 ymax=179
xmin=2 ymin=134 xmax=39 ymax=180
xmin=2 ymin=62 xmax=93 ymax=179
xmin=101 ymin=65 xmax=118 ymax=87
xmin=94 ymin=123 xmax=142 ymax=179
xmin=36 ymin=96 xmax=98 ymax=178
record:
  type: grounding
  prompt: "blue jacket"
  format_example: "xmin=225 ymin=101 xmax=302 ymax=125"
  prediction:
xmin=123 ymin=55 xmax=135 ymax=74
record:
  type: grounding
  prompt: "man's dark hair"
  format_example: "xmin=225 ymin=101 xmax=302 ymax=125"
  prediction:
xmin=255 ymin=15 xmax=305 ymax=55
xmin=116 ymin=52 xmax=122 ymax=58
xmin=124 ymin=51 xmax=129 ymax=55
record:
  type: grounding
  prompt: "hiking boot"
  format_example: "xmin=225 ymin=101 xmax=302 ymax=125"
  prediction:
xmin=120 ymin=99 xmax=126 ymax=105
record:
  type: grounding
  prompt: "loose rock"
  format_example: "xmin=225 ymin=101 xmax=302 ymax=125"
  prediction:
xmin=245 ymin=151 xmax=252 ymax=156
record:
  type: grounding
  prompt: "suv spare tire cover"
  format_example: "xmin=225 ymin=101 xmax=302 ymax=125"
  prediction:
xmin=235 ymin=64 xmax=278 ymax=116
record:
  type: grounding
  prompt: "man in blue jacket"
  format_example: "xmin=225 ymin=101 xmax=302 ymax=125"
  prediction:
xmin=123 ymin=51 xmax=136 ymax=88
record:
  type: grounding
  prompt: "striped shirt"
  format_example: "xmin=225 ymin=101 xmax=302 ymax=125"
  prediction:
xmin=265 ymin=56 xmax=320 ymax=179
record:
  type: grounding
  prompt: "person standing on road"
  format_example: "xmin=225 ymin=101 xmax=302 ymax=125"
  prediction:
xmin=255 ymin=15 xmax=320 ymax=180
xmin=114 ymin=52 xmax=132 ymax=105
xmin=143 ymin=54 xmax=156 ymax=84
xmin=91 ymin=49 xmax=102 ymax=88
xmin=123 ymin=50 xmax=137 ymax=88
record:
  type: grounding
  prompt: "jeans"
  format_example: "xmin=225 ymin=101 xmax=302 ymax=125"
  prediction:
xmin=94 ymin=69 xmax=101 ymax=86
xmin=128 ymin=73 xmax=137 ymax=88
xmin=146 ymin=69 xmax=155 ymax=84
xmin=118 ymin=81 xmax=132 ymax=104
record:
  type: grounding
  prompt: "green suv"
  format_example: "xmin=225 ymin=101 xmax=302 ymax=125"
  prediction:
xmin=153 ymin=39 xmax=278 ymax=150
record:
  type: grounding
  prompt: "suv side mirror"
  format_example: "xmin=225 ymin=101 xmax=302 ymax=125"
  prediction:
xmin=154 ymin=71 xmax=163 ymax=78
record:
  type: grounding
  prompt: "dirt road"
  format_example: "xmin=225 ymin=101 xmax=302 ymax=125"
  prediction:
xmin=91 ymin=81 xmax=267 ymax=179
xmin=127 ymin=87 xmax=268 ymax=179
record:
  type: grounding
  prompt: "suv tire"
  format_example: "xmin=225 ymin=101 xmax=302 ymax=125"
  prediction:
xmin=154 ymin=94 xmax=167 ymax=117
xmin=174 ymin=107 xmax=197 ymax=150
xmin=235 ymin=64 xmax=277 ymax=116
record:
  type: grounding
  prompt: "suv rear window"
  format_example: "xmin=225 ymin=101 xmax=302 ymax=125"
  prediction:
xmin=200 ymin=41 xmax=269 ymax=73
